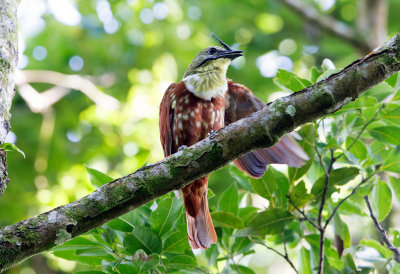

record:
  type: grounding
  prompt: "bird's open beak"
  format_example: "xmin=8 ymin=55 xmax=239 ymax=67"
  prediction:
xmin=215 ymin=50 xmax=244 ymax=61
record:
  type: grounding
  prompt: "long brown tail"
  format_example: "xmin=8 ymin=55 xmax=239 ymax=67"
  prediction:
xmin=182 ymin=178 xmax=217 ymax=249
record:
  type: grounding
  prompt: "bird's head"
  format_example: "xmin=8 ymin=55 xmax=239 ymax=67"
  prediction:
xmin=183 ymin=34 xmax=244 ymax=78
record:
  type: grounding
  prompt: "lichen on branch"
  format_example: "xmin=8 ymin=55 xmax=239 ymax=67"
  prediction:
xmin=0 ymin=33 xmax=400 ymax=272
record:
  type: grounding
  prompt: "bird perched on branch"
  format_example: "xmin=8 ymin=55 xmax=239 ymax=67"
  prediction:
xmin=159 ymin=34 xmax=308 ymax=249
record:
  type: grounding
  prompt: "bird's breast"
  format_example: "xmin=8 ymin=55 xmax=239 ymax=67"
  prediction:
xmin=172 ymin=90 xmax=225 ymax=151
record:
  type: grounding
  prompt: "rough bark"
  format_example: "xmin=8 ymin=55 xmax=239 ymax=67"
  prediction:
xmin=0 ymin=0 xmax=18 ymax=197
xmin=0 ymin=33 xmax=399 ymax=272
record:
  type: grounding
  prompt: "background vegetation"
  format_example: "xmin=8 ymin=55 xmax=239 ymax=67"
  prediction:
xmin=2 ymin=0 xmax=400 ymax=273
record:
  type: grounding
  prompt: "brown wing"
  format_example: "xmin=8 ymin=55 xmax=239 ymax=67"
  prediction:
xmin=159 ymin=83 xmax=176 ymax=157
xmin=225 ymin=81 xmax=309 ymax=178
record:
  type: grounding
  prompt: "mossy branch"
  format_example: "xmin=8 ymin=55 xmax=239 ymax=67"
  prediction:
xmin=1 ymin=33 xmax=400 ymax=272
xmin=0 ymin=0 xmax=18 ymax=197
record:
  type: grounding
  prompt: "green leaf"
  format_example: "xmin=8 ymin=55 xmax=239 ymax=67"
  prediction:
xmin=289 ymin=181 xmax=312 ymax=209
xmin=386 ymin=73 xmax=398 ymax=88
xmin=311 ymin=66 xmax=322 ymax=83
xmin=150 ymin=197 xmax=182 ymax=237
xmin=0 ymin=143 xmax=25 ymax=158
xmin=389 ymin=176 xmax=400 ymax=204
xmin=248 ymin=208 xmax=294 ymax=236
xmin=346 ymin=137 xmax=368 ymax=160
xmin=369 ymin=126 xmax=400 ymax=146
xmin=359 ymin=239 xmax=391 ymax=258
xmin=211 ymin=211 xmax=244 ymax=229
xmin=218 ymin=183 xmax=239 ymax=215
xmin=392 ymin=230 xmax=400 ymax=247
xmin=238 ymin=207 xmax=258 ymax=225
xmin=205 ymin=244 xmax=219 ymax=266
xmin=123 ymin=226 xmax=162 ymax=254
xmin=166 ymin=254 xmax=197 ymax=269
xmin=120 ymin=211 xmax=142 ymax=227
xmin=371 ymin=181 xmax=392 ymax=222
xmin=106 ymin=218 xmax=133 ymax=232
xmin=312 ymin=167 xmax=359 ymax=197
xmin=52 ymin=250 xmax=104 ymax=266
xmin=288 ymin=124 xmax=316 ymax=184
xmin=230 ymin=264 xmax=256 ymax=274
xmin=249 ymin=168 xmax=278 ymax=207
xmin=299 ymin=247 xmax=312 ymax=274
xmin=134 ymin=254 xmax=160 ymax=273
xmin=229 ymin=166 xmax=253 ymax=191
xmin=332 ymin=211 xmax=351 ymax=255
xmin=273 ymin=69 xmax=311 ymax=92
xmin=85 ymin=166 xmax=113 ymax=189
xmin=52 ymin=236 xmax=100 ymax=251
xmin=163 ymin=230 xmax=190 ymax=253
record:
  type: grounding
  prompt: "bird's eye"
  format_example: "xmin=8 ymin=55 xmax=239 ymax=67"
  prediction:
xmin=208 ymin=48 xmax=217 ymax=55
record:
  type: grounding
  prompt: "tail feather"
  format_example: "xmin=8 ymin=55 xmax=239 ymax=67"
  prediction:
xmin=185 ymin=190 xmax=217 ymax=249
xmin=234 ymin=134 xmax=309 ymax=178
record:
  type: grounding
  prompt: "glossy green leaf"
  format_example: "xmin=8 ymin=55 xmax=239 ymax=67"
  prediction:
xmin=120 ymin=211 xmax=142 ymax=227
xmin=386 ymin=73 xmax=398 ymax=88
xmin=134 ymin=254 xmax=160 ymax=273
xmin=163 ymin=230 xmax=190 ymax=253
xmin=389 ymin=176 xmax=400 ymax=204
xmin=289 ymin=181 xmax=311 ymax=209
xmin=249 ymin=168 xmax=278 ymax=207
xmin=0 ymin=143 xmax=25 ymax=158
xmin=238 ymin=206 xmax=258 ymax=225
xmin=150 ymin=197 xmax=182 ymax=237
xmin=369 ymin=126 xmax=400 ymax=146
xmin=230 ymin=264 xmax=256 ymax=274
xmin=218 ymin=183 xmax=239 ymax=215
xmin=123 ymin=226 xmax=162 ymax=254
xmin=205 ymin=244 xmax=219 ymax=265
xmin=288 ymin=124 xmax=316 ymax=184
xmin=248 ymin=208 xmax=294 ymax=236
xmin=106 ymin=218 xmax=133 ymax=232
xmin=312 ymin=167 xmax=359 ymax=197
xmin=273 ymin=69 xmax=311 ymax=92
xmin=85 ymin=166 xmax=113 ymax=189
xmin=299 ymin=247 xmax=312 ymax=274
xmin=371 ymin=181 xmax=392 ymax=222
xmin=166 ymin=254 xmax=197 ymax=269
xmin=211 ymin=211 xmax=244 ymax=229
xmin=229 ymin=166 xmax=253 ymax=191
xmin=359 ymin=239 xmax=391 ymax=258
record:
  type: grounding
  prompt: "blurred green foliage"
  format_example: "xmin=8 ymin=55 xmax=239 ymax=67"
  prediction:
xmin=3 ymin=0 xmax=400 ymax=273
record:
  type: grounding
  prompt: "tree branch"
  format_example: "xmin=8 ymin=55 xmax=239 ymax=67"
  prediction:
xmin=1 ymin=33 xmax=400 ymax=272
xmin=279 ymin=0 xmax=371 ymax=53
xmin=0 ymin=0 xmax=18 ymax=198
xmin=364 ymin=195 xmax=400 ymax=263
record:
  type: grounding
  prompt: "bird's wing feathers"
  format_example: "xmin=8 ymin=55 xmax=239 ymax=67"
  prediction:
xmin=159 ymin=83 xmax=176 ymax=157
xmin=225 ymin=81 xmax=309 ymax=178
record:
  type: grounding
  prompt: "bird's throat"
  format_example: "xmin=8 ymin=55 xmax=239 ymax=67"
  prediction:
xmin=183 ymin=59 xmax=230 ymax=100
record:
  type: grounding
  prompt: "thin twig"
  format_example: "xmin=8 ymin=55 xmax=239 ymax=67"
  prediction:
xmin=317 ymin=149 xmax=334 ymax=274
xmin=287 ymin=195 xmax=320 ymax=229
xmin=364 ymin=195 xmax=400 ymax=263
xmin=324 ymin=170 xmax=379 ymax=229
xmin=281 ymin=232 xmax=299 ymax=274
xmin=334 ymin=104 xmax=385 ymax=161
xmin=252 ymin=237 xmax=299 ymax=274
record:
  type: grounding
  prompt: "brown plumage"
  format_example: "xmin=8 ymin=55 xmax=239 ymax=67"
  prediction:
xmin=159 ymin=35 xmax=308 ymax=249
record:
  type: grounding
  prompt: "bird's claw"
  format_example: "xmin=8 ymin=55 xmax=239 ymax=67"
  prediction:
xmin=207 ymin=130 xmax=216 ymax=137
xmin=178 ymin=145 xmax=188 ymax=151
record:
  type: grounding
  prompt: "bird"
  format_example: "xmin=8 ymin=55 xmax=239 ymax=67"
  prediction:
xmin=159 ymin=34 xmax=308 ymax=249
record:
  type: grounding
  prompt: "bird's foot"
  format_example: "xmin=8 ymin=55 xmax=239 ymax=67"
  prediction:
xmin=207 ymin=130 xmax=216 ymax=137
xmin=178 ymin=145 xmax=188 ymax=151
